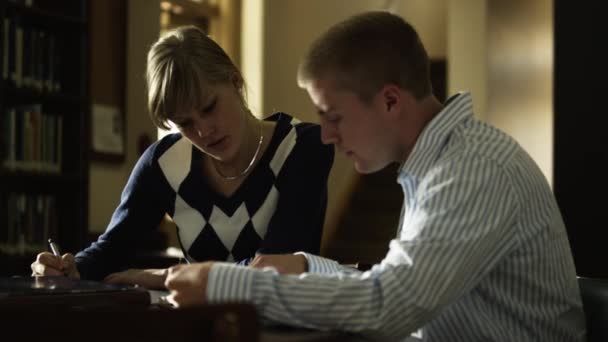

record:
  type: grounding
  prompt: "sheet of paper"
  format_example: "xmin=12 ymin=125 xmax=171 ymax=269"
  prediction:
xmin=92 ymin=104 xmax=124 ymax=154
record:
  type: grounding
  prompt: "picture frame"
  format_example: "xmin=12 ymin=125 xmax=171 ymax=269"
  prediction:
xmin=90 ymin=103 xmax=125 ymax=163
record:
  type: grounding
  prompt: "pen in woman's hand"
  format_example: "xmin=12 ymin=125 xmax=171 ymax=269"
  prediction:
xmin=48 ymin=238 xmax=68 ymax=276
xmin=48 ymin=238 xmax=62 ymax=257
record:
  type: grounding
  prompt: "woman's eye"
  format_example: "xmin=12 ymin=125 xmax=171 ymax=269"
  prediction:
xmin=202 ymin=98 xmax=217 ymax=113
xmin=176 ymin=121 xmax=192 ymax=129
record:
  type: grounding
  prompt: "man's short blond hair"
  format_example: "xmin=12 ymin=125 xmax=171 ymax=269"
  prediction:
xmin=298 ymin=11 xmax=432 ymax=103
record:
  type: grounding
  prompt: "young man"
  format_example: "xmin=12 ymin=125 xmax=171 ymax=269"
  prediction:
xmin=164 ymin=11 xmax=585 ymax=341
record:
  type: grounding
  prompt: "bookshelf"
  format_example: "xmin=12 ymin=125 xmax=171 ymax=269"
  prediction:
xmin=0 ymin=0 xmax=89 ymax=275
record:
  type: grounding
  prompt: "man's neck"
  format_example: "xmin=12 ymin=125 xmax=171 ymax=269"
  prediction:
xmin=395 ymin=95 xmax=444 ymax=163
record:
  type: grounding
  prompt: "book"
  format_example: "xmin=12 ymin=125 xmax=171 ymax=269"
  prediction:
xmin=0 ymin=276 xmax=151 ymax=310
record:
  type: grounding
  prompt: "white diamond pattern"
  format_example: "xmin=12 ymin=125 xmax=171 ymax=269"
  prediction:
xmin=172 ymin=194 xmax=206 ymax=251
xmin=251 ymin=186 xmax=279 ymax=238
xmin=158 ymin=137 xmax=191 ymax=191
xmin=163 ymin=115 xmax=306 ymax=262
xmin=270 ymin=126 xmax=297 ymax=176
xmin=209 ymin=203 xmax=250 ymax=251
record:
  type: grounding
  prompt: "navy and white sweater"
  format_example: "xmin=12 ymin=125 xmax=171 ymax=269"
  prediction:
xmin=76 ymin=113 xmax=334 ymax=280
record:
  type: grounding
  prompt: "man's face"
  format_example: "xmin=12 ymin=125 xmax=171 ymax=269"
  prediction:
xmin=304 ymin=77 xmax=395 ymax=174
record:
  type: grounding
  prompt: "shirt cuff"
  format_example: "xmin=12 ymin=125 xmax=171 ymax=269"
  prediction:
xmin=295 ymin=252 xmax=343 ymax=274
xmin=207 ymin=262 xmax=257 ymax=303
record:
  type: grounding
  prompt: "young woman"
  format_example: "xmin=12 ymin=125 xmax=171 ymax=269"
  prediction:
xmin=31 ymin=26 xmax=334 ymax=288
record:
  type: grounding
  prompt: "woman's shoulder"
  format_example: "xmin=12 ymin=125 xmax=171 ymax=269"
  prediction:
xmin=265 ymin=112 xmax=322 ymax=141
xmin=140 ymin=132 xmax=187 ymax=162
xmin=265 ymin=112 xmax=333 ymax=162
xmin=156 ymin=131 xmax=184 ymax=147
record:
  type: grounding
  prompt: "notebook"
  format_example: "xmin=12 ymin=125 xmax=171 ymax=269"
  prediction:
xmin=0 ymin=276 xmax=150 ymax=310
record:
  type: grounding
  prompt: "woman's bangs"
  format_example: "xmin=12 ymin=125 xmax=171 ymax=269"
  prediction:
xmin=164 ymin=63 xmax=207 ymax=120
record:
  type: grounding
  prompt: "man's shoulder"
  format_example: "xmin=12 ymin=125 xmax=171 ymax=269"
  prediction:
xmin=447 ymin=121 xmax=521 ymax=167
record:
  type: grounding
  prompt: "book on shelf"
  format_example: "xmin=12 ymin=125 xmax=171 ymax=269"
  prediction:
xmin=2 ymin=104 xmax=62 ymax=173
xmin=2 ymin=17 xmax=9 ymax=81
xmin=13 ymin=15 xmax=23 ymax=88
xmin=0 ymin=0 xmax=87 ymax=262
xmin=1 ymin=13 xmax=62 ymax=92
xmin=0 ymin=192 xmax=57 ymax=256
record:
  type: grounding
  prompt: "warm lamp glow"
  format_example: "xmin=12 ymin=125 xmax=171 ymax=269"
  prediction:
xmin=160 ymin=1 xmax=172 ymax=11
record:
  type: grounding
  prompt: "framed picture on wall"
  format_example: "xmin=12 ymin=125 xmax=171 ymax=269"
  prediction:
xmin=91 ymin=103 xmax=125 ymax=162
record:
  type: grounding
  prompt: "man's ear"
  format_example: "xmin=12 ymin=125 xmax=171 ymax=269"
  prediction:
xmin=381 ymin=85 xmax=417 ymax=120
xmin=381 ymin=84 xmax=402 ymax=116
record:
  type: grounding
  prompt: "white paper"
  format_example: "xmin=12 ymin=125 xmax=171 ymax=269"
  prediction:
xmin=92 ymin=104 xmax=124 ymax=155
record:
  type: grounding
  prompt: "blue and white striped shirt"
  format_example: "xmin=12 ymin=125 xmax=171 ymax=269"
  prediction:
xmin=206 ymin=92 xmax=585 ymax=341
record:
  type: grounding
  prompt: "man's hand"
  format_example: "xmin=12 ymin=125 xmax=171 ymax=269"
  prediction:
xmin=104 ymin=268 xmax=168 ymax=289
xmin=249 ymin=254 xmax=308 ymax=274
xmin=31 ymin=252 xmax=80 ymax=278
xmin=164 ymin=262 xmax=214 ymax=308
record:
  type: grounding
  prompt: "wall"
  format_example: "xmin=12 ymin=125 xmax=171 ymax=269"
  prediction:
xmin=486 ymin=0 xmax=553 ymax=185
xmin=124 ymin=2 xmax=161 ymax=177
xmin=447 ymin=0 xmax=553 ymax=185
xmin=447 ymin=0 xmax=487 ymax=119
xmin=394 ymin=0 xmax=447 ymax=59
xmin=88 ymin=0 xmax=159 ymax=233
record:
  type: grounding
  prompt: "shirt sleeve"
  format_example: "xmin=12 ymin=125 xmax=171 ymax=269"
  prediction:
xmin=75 ymin=142 xmax=174 ymax=280
xmin=255 ymin=124 xmax=334 ymax=256
xmin=207 ymin=262 xmax=257 ymax=303
xmin=295 ymin=252 xmax=359 ymax=274
xmin=207 ymin=156 xmax=519 ymax=340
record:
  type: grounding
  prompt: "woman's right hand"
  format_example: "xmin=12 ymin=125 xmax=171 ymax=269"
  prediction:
xmin=31 ymin=252 xmax=80 ymax=279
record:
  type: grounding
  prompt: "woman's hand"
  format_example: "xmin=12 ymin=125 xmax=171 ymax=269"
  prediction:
xmin=31 ymin=252 xmax=80 ymax=279
xmin=104 ymin=268 xmax=168 ymax=289
xmin=249 ymin=254 xmax=308 ymax=274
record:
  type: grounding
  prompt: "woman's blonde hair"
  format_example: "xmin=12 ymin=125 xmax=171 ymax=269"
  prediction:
xmin=146 ymin=25 xmax=245 ymax=129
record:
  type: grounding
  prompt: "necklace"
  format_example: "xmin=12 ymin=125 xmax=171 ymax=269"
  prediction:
xmin=213 ymin=120 xmax=263 ymax=180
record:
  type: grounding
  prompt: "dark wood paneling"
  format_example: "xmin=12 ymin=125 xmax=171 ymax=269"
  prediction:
xmin=554 ymin=1 xmax=607 ymax=278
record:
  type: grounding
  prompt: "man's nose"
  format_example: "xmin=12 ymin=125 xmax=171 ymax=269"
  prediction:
xmin=320 ymin=123 xmax=338 ymax=145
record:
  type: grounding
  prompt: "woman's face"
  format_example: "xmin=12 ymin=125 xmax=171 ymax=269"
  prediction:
xmin=170 ymin=83 xmax=248 ymax=163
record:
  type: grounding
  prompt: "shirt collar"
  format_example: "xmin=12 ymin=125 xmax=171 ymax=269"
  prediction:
xmin=397 ymin=92 xmax=474 ymax=182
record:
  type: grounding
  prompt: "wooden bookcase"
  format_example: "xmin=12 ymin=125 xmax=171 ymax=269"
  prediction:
xmin=0 ymin=0 xmax=89 ymax=276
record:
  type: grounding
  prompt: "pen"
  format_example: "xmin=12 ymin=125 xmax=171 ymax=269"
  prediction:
xmin=48 ymin=238 xmax=68 ymax=276
xmin=48 ymin=238 xmax=62 ymax=257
